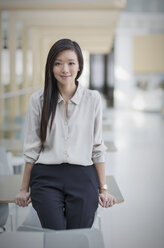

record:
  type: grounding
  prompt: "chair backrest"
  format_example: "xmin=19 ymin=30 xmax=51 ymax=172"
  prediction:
xmin=0 ymin=147 xmax=11 ymax=229
xmin=44 ymin=228 xmax=105 ymax=248
xmin=0 ymin=146 xmax=12 ymax=175
xmin=17 ymin=205 xmax=42 ymax=231
xmin=0 ymin=203 xmax=9 ymax=229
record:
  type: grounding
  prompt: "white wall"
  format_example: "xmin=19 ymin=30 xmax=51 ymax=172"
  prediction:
xmin=114 ymin=13 xmax=164 ymax=110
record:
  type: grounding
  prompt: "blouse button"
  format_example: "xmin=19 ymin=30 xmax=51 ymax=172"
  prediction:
xmin=64 ymin=151 xmax=69 ymax=158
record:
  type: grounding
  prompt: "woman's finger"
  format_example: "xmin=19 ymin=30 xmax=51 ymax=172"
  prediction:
xmin=27 ymin=197 xmax=31 ymax=204
xmin=106 ymin=196 xmax=115 ymax=208
xmin=17 ymin=197 xmax=26 ymax=207
xmin=99 ymin=196 xmax=104 ymax=206
xmin=20 ymin=199 xmax=25 ymax=207
xmin=26 ymin=197 xmax=32 ymax=206
xmin=106 ymin=198 xmax=112 ymax=207
xmin=16 ymin=198 xmax=21 ymax=206
xmin=102 ymin=196 xmax=107 ymax=207
xmin=105 ymin=200 xmax=110 ymax=208
xmin=17 ymin=199 xmax=22 ymax=207
xmin=99 ymin=194 xmax=108 ymax=207
xmin=113 ymin=197 xmax=117 ymax=204
xmin=104 ymin=197 xmax=109 ymax=208
xmin=103 ymin=198 xmax=108 ymax=208
xmin=99 ymin=195 xmax=107 ymax=207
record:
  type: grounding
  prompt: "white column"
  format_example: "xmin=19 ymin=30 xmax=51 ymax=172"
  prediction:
xmin=8 ymin=11 xmax=19 ymax=122
xmin=20 ymin=25 xmax=29 ymax=115
xmin=31 ymin=28 xmax=41 ymax=88
xmin=0 ymin=11 xmax=4 ymax=138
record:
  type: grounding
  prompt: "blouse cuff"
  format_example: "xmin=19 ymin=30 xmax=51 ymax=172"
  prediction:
xmin=92 ymin=155 xmax=105 ymax=164
xmin=24 ymin=155 xmax=36 ymax=164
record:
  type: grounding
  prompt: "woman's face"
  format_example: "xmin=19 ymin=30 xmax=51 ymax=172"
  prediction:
xmin=53 ymin=49 xmax=80 ymax=87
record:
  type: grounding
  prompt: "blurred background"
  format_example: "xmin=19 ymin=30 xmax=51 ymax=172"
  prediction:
xmin=0 ymin=0 xmax=164 ymax=248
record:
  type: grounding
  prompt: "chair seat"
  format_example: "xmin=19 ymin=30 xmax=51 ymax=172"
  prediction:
xmin=17 ymin=205 xmax=102 ymax=231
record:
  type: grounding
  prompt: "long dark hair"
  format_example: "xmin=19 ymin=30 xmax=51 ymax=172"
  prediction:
xmin=40 ymin=38 xmax=84 ymax=149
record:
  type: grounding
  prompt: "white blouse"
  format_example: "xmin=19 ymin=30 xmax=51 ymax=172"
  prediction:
xmin=24 ymin=83 xmax=106 ymax=166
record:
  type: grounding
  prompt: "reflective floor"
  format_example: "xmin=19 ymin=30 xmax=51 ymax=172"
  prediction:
xmin=102 ymin=108 xmax=164 ymax=248
xmin=5 ymin=108 xmax=164 ymax=248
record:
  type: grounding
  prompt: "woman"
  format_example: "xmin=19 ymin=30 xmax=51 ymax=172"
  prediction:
xmin=15 ymin=38 xmax=116 ymax=230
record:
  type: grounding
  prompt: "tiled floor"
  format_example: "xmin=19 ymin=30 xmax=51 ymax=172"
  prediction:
xmin=5 ymin=108 xmax=164 ymax=248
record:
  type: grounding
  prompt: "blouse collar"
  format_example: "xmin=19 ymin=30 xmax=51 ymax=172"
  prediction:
xmin=58 ymin=82 xmax=84 ymax=105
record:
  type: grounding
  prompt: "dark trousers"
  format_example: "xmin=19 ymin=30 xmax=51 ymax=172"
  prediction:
xmin=30 ymin=163 xmax=99 ymax=230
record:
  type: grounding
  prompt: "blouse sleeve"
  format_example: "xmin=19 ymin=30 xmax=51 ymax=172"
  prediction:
xmin=92 ymin=91 xmax=106 ymax=164
xmin=23 ymin=93 xmax=42 ymax=164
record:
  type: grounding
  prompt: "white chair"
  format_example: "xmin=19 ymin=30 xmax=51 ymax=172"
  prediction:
xmin=44 ymin=228 xmax=105 ymax=248
xmin=0 ymin=228 xmax=104 ymax=248
xmin=17 ymin=208 xmax=105 ymax=248
xmin=0 ymin=146 xmax=14 ymax=231
xmin=17 ymin=206 xmax=105 ymax=247
xmin=17 ymin=205 xmax=42 ymax=232
xmin=0 ymin=203 xmax=9 ymax=232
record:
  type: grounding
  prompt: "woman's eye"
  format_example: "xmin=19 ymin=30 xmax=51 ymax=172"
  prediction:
xmin=54 ymin=62 xmax=61 ymax=66
xmin=54 ymin=62 xmax=75 ymax=66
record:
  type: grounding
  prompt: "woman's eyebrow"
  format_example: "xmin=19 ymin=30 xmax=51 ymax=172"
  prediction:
xmin=55 ymin=59 xmax=76 ymax=61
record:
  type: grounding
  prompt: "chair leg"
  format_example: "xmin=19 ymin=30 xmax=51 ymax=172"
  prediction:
xmin=0 ymin=226 xmax=6 ymax=233
xmin=97 ymin=214 xmax=102 ymax=230
xmin=9 ymin=213 xmax=14 ymax=231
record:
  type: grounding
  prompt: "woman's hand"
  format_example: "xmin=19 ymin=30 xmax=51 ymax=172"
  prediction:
xmin=15 ymin=191 xmax=31 ymax=207
xmin=99 ymin=190 xmax=116 ymax=208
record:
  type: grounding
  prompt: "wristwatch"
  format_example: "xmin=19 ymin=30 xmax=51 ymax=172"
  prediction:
xmin=99 ymin=184 xmax=108 ymax=191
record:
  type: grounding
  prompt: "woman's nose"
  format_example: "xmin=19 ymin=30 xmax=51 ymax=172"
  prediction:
xmin=62 ymin=64 xmax=69 ymax=73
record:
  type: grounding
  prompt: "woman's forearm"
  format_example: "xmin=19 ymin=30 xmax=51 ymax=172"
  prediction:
xmin=20 ymin=162 xmax=34 ymax=192
xmin=94 ymin=162 xmax=107 ymax=189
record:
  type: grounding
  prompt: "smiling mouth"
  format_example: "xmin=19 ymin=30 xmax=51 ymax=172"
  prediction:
xmin=60 ymin=75 xmax=71 ymax=79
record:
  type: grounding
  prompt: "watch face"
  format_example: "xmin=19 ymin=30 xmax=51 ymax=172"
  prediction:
xmin=100 ymin=184 xmax=108 ymax=190
xmin=103 ymin=184 xmax=108 ymax=190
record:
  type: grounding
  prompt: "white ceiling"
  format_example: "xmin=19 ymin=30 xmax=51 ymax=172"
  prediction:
xmin=0 ymin=1 xmax=126 ymax=53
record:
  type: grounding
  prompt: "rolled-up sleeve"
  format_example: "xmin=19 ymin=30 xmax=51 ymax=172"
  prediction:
xmin=23 ymin=94 xmax=42 ymax=164
xmin=92 ymin=92 xmax=106 ymax=163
